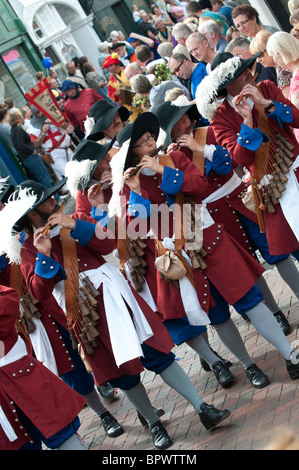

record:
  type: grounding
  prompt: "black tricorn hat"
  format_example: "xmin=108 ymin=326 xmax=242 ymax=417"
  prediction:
xmin=13 ymin=177 xmax=67 ymax=232
xmin=70 ymin=137 xmax=116 ymax=190
xmin=151 ymin=98 xmax=200 ymax=148
xmin=110 ymin=42 xmax=126 ymax=50
xmin=210 ymin=51 xmax=261 ymax=92
xmin=87 ymin=100 xmax=131 ymax=141
xmin=72 ymin=138 xmax=114 ymax=164
xmin=117 ymin=112 xmax=160 ymax=171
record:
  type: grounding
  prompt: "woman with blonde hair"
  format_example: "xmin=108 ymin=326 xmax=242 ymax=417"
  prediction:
xmin=226 ymin=25 xmax=242 ymax=43
xmin=288 ymin=0 xmax=299 ymax=14
xmin=250 ymin=30 xmax=292 ymax=98
xmin=266 ymin=31 xmax=299 ymax=141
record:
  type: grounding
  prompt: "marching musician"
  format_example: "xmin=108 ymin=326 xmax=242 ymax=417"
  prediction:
xmin=196 ymin=52 xmax=299 ymax=261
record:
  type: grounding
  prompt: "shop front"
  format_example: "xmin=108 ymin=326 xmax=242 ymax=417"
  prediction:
xmin=0 ymin=1 xmax=43 ymax=107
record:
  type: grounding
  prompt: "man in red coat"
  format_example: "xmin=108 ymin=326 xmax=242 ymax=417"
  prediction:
xmin=196 ymin=52 xmax=299 ymax=259
xmin=109 ymin=112 xmax=299 ymax=387
xmin=0 ymin=177 xmax=124 ymax=440
xmin=0 ymin=285 xmax=87 ymax=450
xmin=0 ymin=176 xmax=233 ymax=449
xmin=62 ymin=80 xmax=104 ymax=135
xmin=151 ymin=98 xmax=299 ymax=335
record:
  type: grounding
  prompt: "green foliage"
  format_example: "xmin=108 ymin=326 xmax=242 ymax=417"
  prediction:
xmin=154 ymin=62 xmax=173 ymax=83
xmin=133 ymin=93 xmax=151 ymax=111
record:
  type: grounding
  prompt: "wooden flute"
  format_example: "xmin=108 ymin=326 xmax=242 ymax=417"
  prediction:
xmin=41 ymin=203 xmax=66 ymax=237
xmin=126 ymin=145 xmax=164 ymax=180
xmin=235 ymin=72 xmax=258 ymax=106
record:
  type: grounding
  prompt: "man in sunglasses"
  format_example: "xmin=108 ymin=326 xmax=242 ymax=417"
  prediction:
xmin=168 ymin=53 xmax=207 ymax=100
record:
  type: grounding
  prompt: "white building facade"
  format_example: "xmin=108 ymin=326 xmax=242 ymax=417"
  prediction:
xmin=9 ymin=0 xmax=104 ymax=79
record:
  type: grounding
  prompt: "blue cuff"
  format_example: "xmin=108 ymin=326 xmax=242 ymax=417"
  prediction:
xmin=160 ymin=166 xmax=184 ymax=195
xmin=91 ymin=206 xmax=114 ymax=228
xmin=206 ymin=146 xmax=232 ymax=177
xmin=35 ymin=252 xmax=66 ymax=280
xmin=237 ymin=122 xmax=269 ymax=151
xmin=0 ymin=255 xmax=8 ymax=273
xmin=267 ymin=100 xmax=293 ymax=128
xmin=128 ymin=191 xmax=151 ymax=219
xmin=70 ymin=218 xmax=96 ymax=246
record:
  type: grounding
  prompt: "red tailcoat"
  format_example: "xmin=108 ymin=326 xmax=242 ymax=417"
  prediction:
xmin=182 ymin=128 xmax=259 ymax=257
xmin=123 ymin=150 xmax=264 ymax=321
xmin=211 ymin=80 xmax=299 ymax=255
xmin=20 ymin=216 xmax=173 ymax=386
xmin=0 ymin=286 xmax=86 ymax=450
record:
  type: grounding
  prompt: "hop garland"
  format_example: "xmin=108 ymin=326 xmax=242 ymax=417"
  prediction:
xmin=132 ymin=93 xmax=151 ymax=112
xmin=154 ymin=63 xmax=173 ymax=83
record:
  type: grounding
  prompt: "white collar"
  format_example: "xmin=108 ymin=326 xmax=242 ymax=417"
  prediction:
xmin=226 ymin=93 xmax=254 ymax=110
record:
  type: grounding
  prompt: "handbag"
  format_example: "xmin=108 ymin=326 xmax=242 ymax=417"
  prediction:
xmin=241 ymin=184 xmax=257 ymax=214
xmin=154 ymin=250 xmax=187 ymax=281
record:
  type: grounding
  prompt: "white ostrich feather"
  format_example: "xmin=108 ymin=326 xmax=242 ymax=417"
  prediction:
xmin=171 ymin=95 xmax=191 ymax=108
xmin=156 ymin=127 xmax=166 ymax=150
xmin=108 ymin=139 xmax=130 ymax=218
xmin=84 ymin=116 xmax=95 ymax=136
xmin=65 ymin=159 xmax=97 ymax=197
xmin=0 ymin=188 xmax=38 ymax=264
xmin=196 ymin=56 xmax=242 ymax=120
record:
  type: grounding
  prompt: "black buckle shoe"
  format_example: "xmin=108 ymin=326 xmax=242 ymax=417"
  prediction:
xmin=286 ymin=350 xmax=299 ymax=380
xmin=150 ymin=421 xmax=172 ymax=450
xmin=212 ymin=361 xmax=235 ymax=387
xmin=245 ymin=364 xmax=270 ymax=388
xmin=97 ymin=382 xmax=117 ymax=400
xmin=137 ymin=407 xmax=165 ymax=428
xmin=199 ymin=403 xmax=231 ymax=431
xmin=274 ymin=311 xmax=292 ymax=336
xmin=101 ymin=412 xmax=124 ymax=438
xmin=200 ymin=350 xmax=232 ymax=372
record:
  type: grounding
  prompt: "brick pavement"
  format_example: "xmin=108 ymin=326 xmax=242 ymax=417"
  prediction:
xmin=77 ymin=262 xmax=299 ymax=451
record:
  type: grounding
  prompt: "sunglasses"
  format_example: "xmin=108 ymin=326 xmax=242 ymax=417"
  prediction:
xmin=171 ymin=60 xmax=184 ymax=75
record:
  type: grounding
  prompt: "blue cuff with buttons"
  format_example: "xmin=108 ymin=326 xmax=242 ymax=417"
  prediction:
xmin=237 ymin=123 xmax=269 ymax=151
xmin=206 ymin=146 xmax=232 ymax=177
xmin=160 ymin=166 xmax=184 ymax=195
xmin=267 ymin=100 xmax=293 ymax=128
xmin=70 ymin=218 xmax=96 ymax=246
xmin=91 ymin=206 xmax=115 ymax=228
xmin=35 ymin=252 xmax=67 ymax=280
xmin=128 ymin=191 xmax=151 ymax=219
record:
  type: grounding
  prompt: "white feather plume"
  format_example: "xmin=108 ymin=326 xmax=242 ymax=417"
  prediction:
xmin=156 ymin=127 xmax=166 ymax=149
xmin=0 ymin=188 xmax=38 ymax=264
xmin=108 ymin=139 xmax=130 ymax=218
xmin=65 ymin=159 xmax=97 ymax=197
xmin=196 ymin=56 xmax=242 ymax=120
xmin=84 ymin=116 xmax=95 ymax=136
xmin=171 ymin=95 xmax=191 ymax=108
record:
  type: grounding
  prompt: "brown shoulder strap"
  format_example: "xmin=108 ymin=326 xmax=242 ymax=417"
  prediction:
xmin=193 ymin=127 xmax=208 ymax=175
xmin=158 ymin=153 xmax=176 ymax=169
xmin=10 ymin=263 xmax=24 ymax=294
xmin=60 ymin=227 xmax=79 ymax=323
xmin=155 ymin=153 xmax=195 ymax=285
xmin=157 ymin=154 xmax=185 ymax=251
